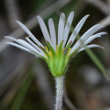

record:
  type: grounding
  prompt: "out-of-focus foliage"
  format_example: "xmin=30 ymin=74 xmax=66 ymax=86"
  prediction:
xmin=0 ymin=0 xmax=110 ymax=110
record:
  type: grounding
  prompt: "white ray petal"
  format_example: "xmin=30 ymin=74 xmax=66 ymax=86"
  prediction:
xmin=6 ymin=42 xmax=36 ymax=55
xmin=63 ymin=11 xmax=74 ymax=46
xmin=58 ymin=13 xmax=65 ymax=46
xmin=37 ymin=16 xmax=51 ymax=44
xmin=4 ymin=36 xmax=17 ymax=42
xmin=84 ymin=32 xmax=107 ymax=45
xmin=70 ymin=24 xmax=103 ymax=54
xmin=25 ymin=37 xmax=45 ymax=56
xmin=5 ymin=36 xmax=40 ymax=54
xmin=78 ymin=44 xmax=104 ymax=53
xmin=16 ymin=20 xmax=44 ymax=48
xmin=5 ymin=36 xmax=17 ymax=42
xmin=81 ymin=24 xmax=103 ymax=41
xmin=66 ymin=15 xmax=89 ymax=46
xmin=48 ymin=18 xmax=56 ymax=50
xmin=16 ymin=39 xmax=43 ymax=56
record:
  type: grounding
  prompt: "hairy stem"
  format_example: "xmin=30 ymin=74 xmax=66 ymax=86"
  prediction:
xmin=55 ymin=75 xmax=65 ymax=110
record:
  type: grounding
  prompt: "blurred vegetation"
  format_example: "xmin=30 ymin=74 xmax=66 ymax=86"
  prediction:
xmin=0 ymin=0 xmax=110 ymax=110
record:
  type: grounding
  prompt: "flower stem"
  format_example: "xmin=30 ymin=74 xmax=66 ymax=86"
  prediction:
xmin=55 ymin=75 xmax=65 ymax=110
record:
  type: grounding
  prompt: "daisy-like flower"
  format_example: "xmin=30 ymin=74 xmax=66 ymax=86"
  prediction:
xmin=5 ymin=11 xmax=106 ymax=110
xmin=5 ymin=11 xmax=105 ymax=77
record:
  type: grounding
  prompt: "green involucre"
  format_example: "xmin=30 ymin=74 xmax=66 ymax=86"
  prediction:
xmin=44 ymin=42 xmax=71 ymax=77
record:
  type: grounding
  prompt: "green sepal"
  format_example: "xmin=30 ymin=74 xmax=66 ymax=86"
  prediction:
xmin=40 ymin=46 xmax=48 ymax=54
xmin=47 ymin=41 xmax=56 ymax=56
xmin=64 ymin=42 xmax=71 ymax=54
xmin=65 ymin=42 xmax=72 ymax=50
xmin=47 ymin=57 xmax=55 ymax=76
xmin=57 ymin=55 xmax=65 ymax=76
xmin=45 ymin=41 xmax=71 ymax=77
xmin=57 ymin=41 xmax=63 ymax=56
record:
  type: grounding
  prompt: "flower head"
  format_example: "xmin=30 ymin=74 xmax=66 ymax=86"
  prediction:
xmin=5 ymin=11 xmax=106 ymax=77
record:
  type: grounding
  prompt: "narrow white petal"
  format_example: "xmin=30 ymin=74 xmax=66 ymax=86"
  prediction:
xmin=48 ymin=18 xmax=56 ymax=50
xmin=37 ymin=16 xmax=51 ymax=44
xmin=58 ymin=13 xmax=65 ymax=46
xmin=5 ymin=36 xmax=17 ymax=42
xmin=25 ymin=37 xmax=45 ymax=56
xmin=16 ymin=20 xmax=44 ymax=48
xmin=69 ymin=45 xmax=78 ymax=55
xmin=78 ymin=44 xmax=104 ymax=52
xmin=66 ymin=15 xmax=89 ymax=46
xmin=5 ymin=36 xmax=45 ymax=57
xmin=84 ymin=32 xmax=107 ymax=45
xmin=16 ymin=39 xmax=43 ymax=56
xmin=70 ymin=24 xmax=103 ymax=54
xmin=63 ymin=11 xmax=74 ymax=46
xmin=81 ymin=24 xmax=103 ymax=41
xmin=6 ymin=42 xmax=35 ymax=55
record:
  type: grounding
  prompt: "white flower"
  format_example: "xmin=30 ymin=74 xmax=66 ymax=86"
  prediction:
xmin=5 ymin=11 xmax=106 ymax=77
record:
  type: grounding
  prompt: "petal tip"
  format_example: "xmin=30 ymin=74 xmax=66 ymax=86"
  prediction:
xmin=71 ymin=11 xmax=74 ymax=14
xmin=48 ymin=18 xmax=52 ymax=23
xmin=4 ymin=36 xmax=9 ymax=39
xmin=102 ymin=32 xmax=108 ymax=35
xmin=37 ymin=16 xmax=41 ymax=20
xmin=16 ymin=20 xmax=21 ymax=24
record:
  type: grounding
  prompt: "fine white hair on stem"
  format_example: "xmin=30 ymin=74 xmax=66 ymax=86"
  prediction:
xmin=63 ymin=11 xmax=74 ymax=46
xmin=16 ymin=20 xmax=44 ymax=48
xmin=48 ymin=18 xmax=56 ymax=50
xmin=37 ymin=16 xmax=52 ymax=45
xmin=55 ymin=76 xmax=65 ymax=110
xmin=58 ymin=13 xmax=65 ymax=46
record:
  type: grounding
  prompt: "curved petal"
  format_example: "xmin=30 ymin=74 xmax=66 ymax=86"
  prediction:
xmin=48 ymin=18 xmax=56 ymax=50
xmin=70 ymin=24 xmax=103 ymax=54
xmin=84 ymin=32 xmax=107 ymax=45
xmin=5 ymin=36 xmax=17 ymax=42
xmin=16 ymin=20 xmax=44 ymax=48
xmin=37 ymin=16 xmax=51 ymax=45
xmin=80 ymin=24 xmax=103 ymax=41
xmin=16 ymin=39 xmax=43 ymax=56
xmin=78 ymin=44 xmax=104 ymax=53
xmin=25 ymin=37 xmax=45 ymax=56
xmin=63 ymin=11 xmax=74 ymax=46
xmin=6 ymin=42 xmax=37 ymax=56
xmin=58 ymin=13 xmax=65 ymax=46
xmin=5 ymin=36 xmax=45 ymax=57
xmin=67 ymin=15 xmax=89 ymax=46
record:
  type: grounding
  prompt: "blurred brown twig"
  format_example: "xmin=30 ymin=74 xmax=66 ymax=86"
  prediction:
xmin=64 ymin=88 xmax=80 ymax=110
xmin=83 ymin=0 xmax=109 ymax=15
xmin=4 ymin=0 xmax=20 ymax=29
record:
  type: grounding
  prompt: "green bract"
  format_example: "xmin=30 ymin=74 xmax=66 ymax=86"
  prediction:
xmin=44 ymin=42 xmax=71 ymax=77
